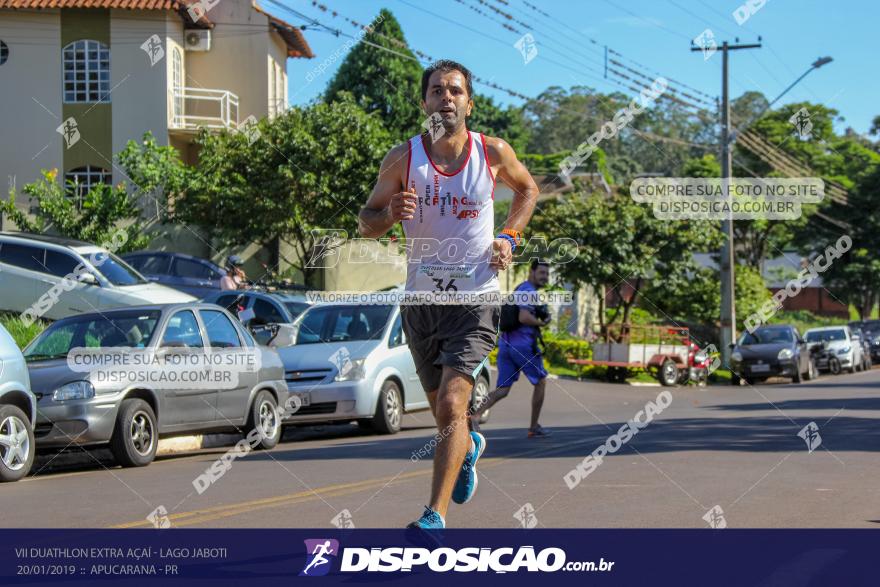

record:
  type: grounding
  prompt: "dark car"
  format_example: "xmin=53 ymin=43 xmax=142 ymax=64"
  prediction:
xmin=202 ymin=290 xmax=313 ymax=345
xmin=729 ymin=325 xmax=814 ymax=385
xmin=122 ymin=252 xmax=226 ymax=298
xmin=849 ymin=320 xmax=880 ymax=363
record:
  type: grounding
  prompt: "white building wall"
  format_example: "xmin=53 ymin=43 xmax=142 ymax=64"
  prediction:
xmin=0 ymin=9 xmax=63 ymax=204
xmin=185 ymin=0 xmax=270 ymax=125
xmin=110 ymin=9 xmax=170 ymax=167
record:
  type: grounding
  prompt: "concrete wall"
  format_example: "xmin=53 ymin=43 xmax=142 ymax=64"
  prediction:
xmin=110 ymin=9 xmax=170 ymax=174
xmin=0 ymin=9 xmax=63 ymax=202
xmin=185 ymin=0 xmax=271 ymax=124
xmin=267 ymin=28 xmax=287 ymax=116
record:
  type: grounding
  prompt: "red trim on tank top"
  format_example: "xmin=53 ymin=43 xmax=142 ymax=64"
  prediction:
xmin=405 ymin=138 xmax=412 ymax=189
xmin=480 ymin=132 xmax=496 ymax=200
xmin=422 ymin=131 xmax=473 ymax=177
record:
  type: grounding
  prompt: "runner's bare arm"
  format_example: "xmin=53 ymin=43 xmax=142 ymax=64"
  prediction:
xmin=485 ymin=136 xmax=539 ymax=232
xmin=359 ymin=143 xmax=417 ymax=239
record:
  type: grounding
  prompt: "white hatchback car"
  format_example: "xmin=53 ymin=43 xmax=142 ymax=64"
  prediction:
xmin=0 ymin=323 xmax=36 ymax=482
xmin=804 ymin=325 xmax=864 ymax=373
xmin=0 ymin=232 xmax=194 ymax=321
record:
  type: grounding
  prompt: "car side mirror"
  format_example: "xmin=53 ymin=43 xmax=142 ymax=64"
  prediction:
xmin=77 ymin=273 xmax=99 ymax=286
xmin=797 ymin=337 xmax=805 ymax=345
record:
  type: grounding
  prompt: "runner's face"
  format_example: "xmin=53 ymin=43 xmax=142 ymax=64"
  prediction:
xmin=422 ymin=70 xmax=473 ymax=133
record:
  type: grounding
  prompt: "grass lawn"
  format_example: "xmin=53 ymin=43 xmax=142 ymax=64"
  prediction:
xmin=0 ymin=312 xmax=46 ymax=350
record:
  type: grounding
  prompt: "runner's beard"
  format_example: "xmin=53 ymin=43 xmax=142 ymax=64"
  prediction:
xmin=439 ymin=108 xmax=466 ymax=133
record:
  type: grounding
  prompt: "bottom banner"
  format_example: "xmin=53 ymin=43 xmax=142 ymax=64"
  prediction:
xmin=2 ymin=529 xmax=877 ymax=585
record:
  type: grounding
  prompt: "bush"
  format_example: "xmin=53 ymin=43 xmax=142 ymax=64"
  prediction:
xmin=1 ymin=312 xmax=46 ymax=350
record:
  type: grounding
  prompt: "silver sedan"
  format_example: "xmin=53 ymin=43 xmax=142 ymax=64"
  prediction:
xmin=24 ymin=303 xmax=288 ymax=467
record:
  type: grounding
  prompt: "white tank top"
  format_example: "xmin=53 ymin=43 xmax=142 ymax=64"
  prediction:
xmin=402 ymin=130 xmax=500 ymax=295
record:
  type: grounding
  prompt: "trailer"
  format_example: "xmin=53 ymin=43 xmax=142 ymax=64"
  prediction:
xmin=568 ymin=324 xmax=704 ymax=386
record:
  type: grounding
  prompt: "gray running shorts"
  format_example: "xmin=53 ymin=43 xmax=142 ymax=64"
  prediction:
xmin=400 ymin=303 xmax=500 ymax=393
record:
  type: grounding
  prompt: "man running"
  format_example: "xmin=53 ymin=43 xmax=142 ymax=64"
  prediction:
xmin=358 ymin=60 xmax=539 ymax=530
xmin=472 ymin=259 xmax=552 ymax=438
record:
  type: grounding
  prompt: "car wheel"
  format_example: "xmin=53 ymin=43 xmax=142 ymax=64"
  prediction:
xmin=247 ymin=391 xmax=281 ymax=450
xmin=370 ymin=380 xmax=402 ymax=435
xmin=805 ymin=359 xmax=816 ymax=381
xmin=828 ymin=357 xmax=841 ymax=375
xmin=0 ymin=405 xmax=35 ymax=482
xmin=472 ymin=375 xmax=491 ymax=424
xmin=110 ymin=399 xmax=157 ymax=468
xmin=659 ymin=359 xmax=679 ymax=386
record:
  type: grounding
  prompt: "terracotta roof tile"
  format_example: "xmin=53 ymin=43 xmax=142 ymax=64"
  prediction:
xmin=0 ymin=0 xmax=313 ymax=56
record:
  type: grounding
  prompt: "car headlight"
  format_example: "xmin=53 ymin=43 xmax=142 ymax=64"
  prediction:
xmin=730 ymin=351 xmax=742 ymax=362
xmin=873 ymin=340 xmax=880 ymax=347
xmin=53 ymin=381 xmax=95 ymax=401
xmin=837 ymin=347 xmax=851 ymax=355
xmin=777 ymin=348 xmax=793 ymax=360
xmin=334 ymin=358 xmax=366 ymax=382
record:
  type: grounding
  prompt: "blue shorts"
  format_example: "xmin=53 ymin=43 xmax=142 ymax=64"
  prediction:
xmin=496 ymin=341 xmax=548 ymax=387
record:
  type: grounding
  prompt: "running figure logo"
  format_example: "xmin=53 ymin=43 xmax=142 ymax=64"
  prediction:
xmin=300 ymin=539 xmax=339 ymax=576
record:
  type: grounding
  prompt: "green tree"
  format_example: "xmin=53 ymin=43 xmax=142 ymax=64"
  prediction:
xmin=531 ymin=189 xmax=721 ymax=331
xmin=820 ymin=162 xmax=880 ymax=318
xmin=177 ymin=95 xmax=392 ymax=286
xmin=641 ymin=263 xmax=770 ymax=330
xmin=324 ymin=9 xmax=423 ymax=142
xmin=1 ymin=169 xmax=149 ymax=252
xmin=116 ymin=132 xmax=187 ymax=221
xmin=467 ymin=94 xmax=529 ymax=154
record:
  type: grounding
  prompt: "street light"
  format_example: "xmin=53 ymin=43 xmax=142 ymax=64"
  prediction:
xmin=733 ymin=56 xmax=833 ymax=139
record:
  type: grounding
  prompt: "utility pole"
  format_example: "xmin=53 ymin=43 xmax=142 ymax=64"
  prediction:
xmin=691 ymin=39 xmax=760 ymax=368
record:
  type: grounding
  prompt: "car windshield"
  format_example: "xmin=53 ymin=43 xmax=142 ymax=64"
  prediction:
xmin=806 ymin=329 xmax=847 ymax=343
xmin=284 ymin=301 xmax=310 ymax=319
xmin=858 ymin=321 xmax=880 ymax=335
xmin=295 ymin=305 xmax=393 ymax=344
xmin=90 ymin=252 xmax=148 ymax=286
xmin=739 ymin=329 xmax=793 ymax=345
xmin=23 ymin=310 xmax=161 ymax=359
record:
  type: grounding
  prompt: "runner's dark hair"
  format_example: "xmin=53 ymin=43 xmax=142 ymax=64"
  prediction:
xmin=421 ymin=60 xmax=473 ymax=99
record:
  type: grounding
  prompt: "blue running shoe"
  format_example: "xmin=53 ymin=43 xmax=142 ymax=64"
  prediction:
xmin=406 ymin=505 xmax=445 ymax=529
xmin=452 ymin=431 xmax=485 ymax=504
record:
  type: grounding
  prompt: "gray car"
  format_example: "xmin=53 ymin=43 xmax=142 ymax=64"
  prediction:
xmin=278 ymin=303 xmax=492 ymax=434
xmin=0 ymin=324 xmax=36 ymax=482
xmin=23 ymin=304 xmax=288 ymax=467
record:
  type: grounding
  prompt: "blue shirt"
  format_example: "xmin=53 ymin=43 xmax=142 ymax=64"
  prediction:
xmin=501 ymin=281 xmax=540 ymax=349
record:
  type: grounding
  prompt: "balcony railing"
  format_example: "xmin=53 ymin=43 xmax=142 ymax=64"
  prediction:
xmin=169 ymin=87 xmax=239 ymax=131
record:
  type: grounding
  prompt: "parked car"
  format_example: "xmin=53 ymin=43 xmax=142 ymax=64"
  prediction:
xmin=202 ymin=290 xmax=313 ymax=346
xmin=0 ymin=324 xmax=36 ymax=482
xmin=804 ymin=326 xmax=863 ymax=373
xmin=729 ymin=324 xmax=814 ymax=385
xmin=849 ymin=320 xmax=880 ymax=363
xmin=0 ymin=232 xmax=195 ymax=321
xmin=122 ymin=252 xmax=226 ymax=298
xmin=277 ymin=303 xmax=492 ymax=434
xmin=23 ymin=304 xmax=288 ymax=467
xmin=849 ymin=327 xmax=873 ymax=371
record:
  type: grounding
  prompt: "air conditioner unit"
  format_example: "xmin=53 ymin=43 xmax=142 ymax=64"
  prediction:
xmin=184 ymin=29 xmax=211 ymax=52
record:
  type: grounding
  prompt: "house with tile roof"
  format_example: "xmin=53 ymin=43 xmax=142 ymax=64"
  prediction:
xmin=0 ymin=0 xmax=312 ymax=202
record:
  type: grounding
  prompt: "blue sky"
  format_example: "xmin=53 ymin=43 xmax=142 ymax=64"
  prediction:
xmin=278 ymin=0 xmax=878 ymax=135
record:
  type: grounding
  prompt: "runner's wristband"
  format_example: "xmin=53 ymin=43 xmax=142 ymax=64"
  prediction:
xmin=496 ymin=233 xmax=517 ymax=251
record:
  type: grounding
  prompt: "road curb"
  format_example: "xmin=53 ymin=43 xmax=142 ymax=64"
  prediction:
xmin=158 ymin=433 xmax=243 ymax=456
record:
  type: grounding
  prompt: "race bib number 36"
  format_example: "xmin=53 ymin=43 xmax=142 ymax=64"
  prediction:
xmin=415 ymin=263 xmax=476 ymax=292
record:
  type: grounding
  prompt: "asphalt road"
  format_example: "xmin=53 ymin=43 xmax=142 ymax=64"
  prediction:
xmin=6 ymin=367 xmax=880 ymax=529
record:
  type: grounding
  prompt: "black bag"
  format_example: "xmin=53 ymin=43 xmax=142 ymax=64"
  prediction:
xmin=500 ymin=300 xmax=521 ymax=332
